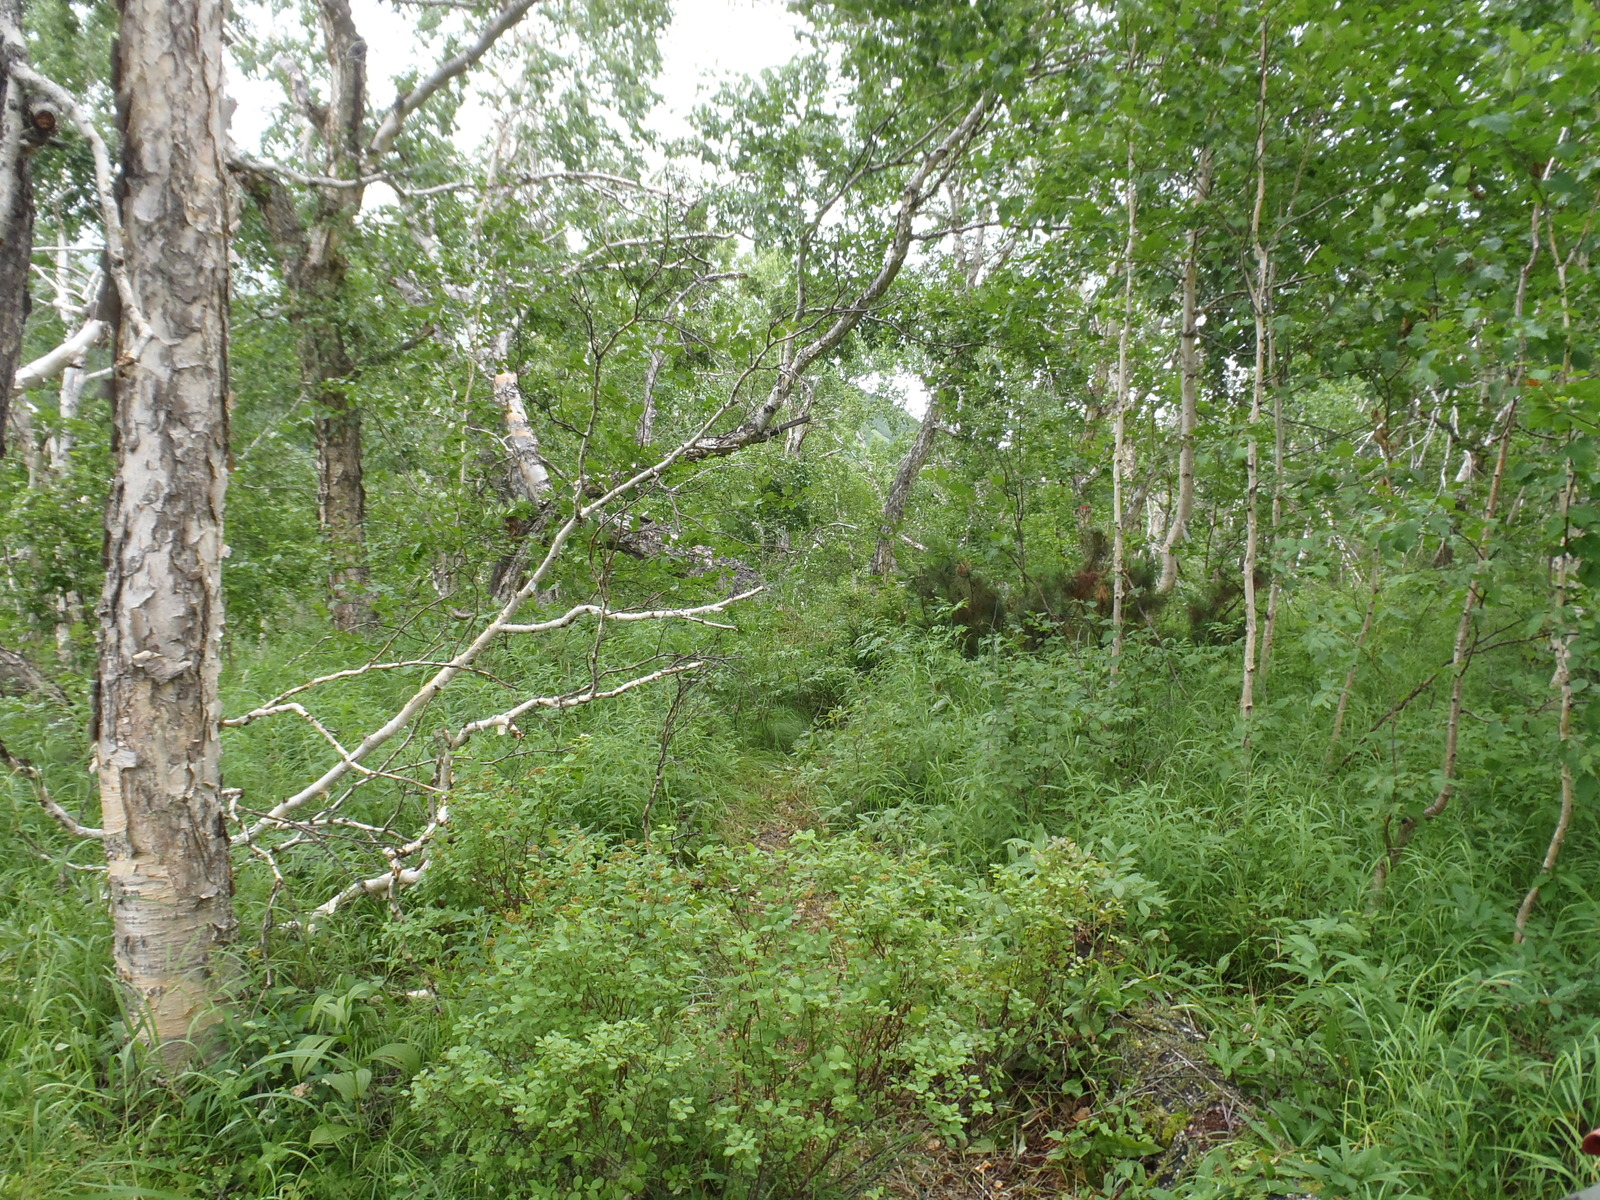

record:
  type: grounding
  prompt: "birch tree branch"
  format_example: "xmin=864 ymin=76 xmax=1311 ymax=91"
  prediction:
xmin=369 ymin=0 xmax=538 ymax=156
xmin=235 ymin=451 xmax=757 ymax=837
xmin=12 ymin=315 xmax=106 ymax=392
xmin=1 ymin=736 xmax=104 ymax=839
xmin=450 ymin=660 xmax=708 ymax=744
xmin=680 ymin=92 xmax=993 ymax=461
xmin=301 ymin=655 xmax=717 ymax=919
xmin=400 ymin=170 xmax=675 ymax=199
xmin=228 ymin=151 xmax=384 ymax=191
xmin=5 ymin=58 xmax=149 ymax=345
xmin=498 ymin=588 xmax=760 ymax=635
xmin=224 ymin=660 xmax=512 ymax=724
xmin=313 ymin=862 xmax=429 ymax=918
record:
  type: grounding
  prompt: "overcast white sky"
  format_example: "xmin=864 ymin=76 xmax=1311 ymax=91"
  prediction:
xmin=229 ymin=0 xmax=806 ymax=155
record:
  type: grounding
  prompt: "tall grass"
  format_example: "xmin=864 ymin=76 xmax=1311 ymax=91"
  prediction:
xmin=1 ymin=583 xmax=1597 ymax=1198
xmin=800 ymin=603 xmax=1600 ymax=1198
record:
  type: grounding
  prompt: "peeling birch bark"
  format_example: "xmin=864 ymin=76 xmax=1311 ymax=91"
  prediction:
xmin=99 ymin=0 xmax=235 ymax=1067
xmin=496 ymin=371 xmax=552 ymax=502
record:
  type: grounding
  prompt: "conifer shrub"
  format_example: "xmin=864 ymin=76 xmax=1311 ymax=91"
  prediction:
xmin=408 ymin=829 xmax=1161 ymax=1198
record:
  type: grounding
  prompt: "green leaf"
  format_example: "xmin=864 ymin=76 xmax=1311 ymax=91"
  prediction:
xmin=368 ymin=1042 xmax=422 ymax=1074
xmin=323 ymin=1068 xmax=373 ymax=1101
xmin=1469 ymin=112 xmax=1513 ymax=134
xmin=308 ymin=1122 xmax=359 ymax=1147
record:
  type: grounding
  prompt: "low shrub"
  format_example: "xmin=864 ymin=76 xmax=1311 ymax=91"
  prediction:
xmin=409 ymin=829 xmax=1161 ymax=1199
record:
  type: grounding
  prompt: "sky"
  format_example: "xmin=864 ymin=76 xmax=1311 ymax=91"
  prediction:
xmin=229 ymin=0 xmax=807 ymax=155
xmin=652 ymin=0 xmax=808 ymax=142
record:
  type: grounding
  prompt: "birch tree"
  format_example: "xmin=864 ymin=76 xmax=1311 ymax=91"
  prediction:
xmin=1239 ymin=16 xmax=1269 ymax=735
xmin=1157 ymin=147 xmax=1211 ymax=594
xmin=1109 ymin=140 xmax=1136 ymax=674
xmin=97 ymin=0 xmax=234 ymax=1066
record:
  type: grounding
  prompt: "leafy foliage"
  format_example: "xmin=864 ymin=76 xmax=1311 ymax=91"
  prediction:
xmin=412 ymin=828 xmax=1156 ymax=1199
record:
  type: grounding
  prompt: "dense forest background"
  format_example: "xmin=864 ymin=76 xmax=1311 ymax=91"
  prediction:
xmin=2 ymin=0 xmax=1600 ymax=1197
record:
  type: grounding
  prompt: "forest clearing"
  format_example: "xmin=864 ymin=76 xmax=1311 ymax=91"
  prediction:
xmin=2 ymin=0 xmax=1599 ymax=1196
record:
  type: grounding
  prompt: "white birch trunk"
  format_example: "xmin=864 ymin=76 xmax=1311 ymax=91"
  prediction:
xmin=1110 ymin=144 xmax=1136 ymax=676
xmin=1240 ymin=21 xmax=1269 ymax=736
xmin=1515 ymin=466 xmax=1576 ymax=941
xmin=1158 ymin=147 xmax=1212 ymax=594
xmin=98 ymin=0 xmax=235 ymax=1067
xmin=1260 ymin=258 xmax=1285 ymax=680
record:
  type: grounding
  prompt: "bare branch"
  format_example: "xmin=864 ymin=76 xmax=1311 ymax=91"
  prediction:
xmin=12 ymin=315 xmax=106 ymax=392
xmin=369 ymin=0 xmax=538 ymax=156
xmin=909 ymin=218 xmax=1006 ymax=243
xmin=450 ymin=659 xmax=709 ymax=745
xmin=313 ymin=861 xmax=429 ymax=918
xmin=224 ymin=659 xmax=511 ymax=724
xmin=236 ymin=462 xmax=755 ymax=836
xmin=6 ymin=57 xmax=149 ymax=345
xmin=299 ymin=661 xmax=732 ymax=917
xmin=1 ymin=736 xmax=104 ymax=839
xmin=399 ymin=170 xmax=675 ymax=200
xmin=499 ymin=588 xmax=761 ymax=635
xmin=229 ymin=702 xmax=358 ymax=762
xmin=228 ymin=150 xmax=383 ymax=191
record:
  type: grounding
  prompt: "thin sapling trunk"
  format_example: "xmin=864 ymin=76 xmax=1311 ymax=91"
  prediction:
xmin=1111 ymin=141 xmax=1136 ymax=676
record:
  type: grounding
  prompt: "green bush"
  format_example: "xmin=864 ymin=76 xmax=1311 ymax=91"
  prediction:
xmin=409 ymin=829 xmax=1159 ymax=1199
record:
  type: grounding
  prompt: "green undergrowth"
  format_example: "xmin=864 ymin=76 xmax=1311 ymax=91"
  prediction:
xmin=411 ymin=829 xmax=1162 ymax=1199
xmin=795 ymin=600 xmax=1600 ymax=1199
xmin=2 ymin=581 xmax=1600 ymax=1198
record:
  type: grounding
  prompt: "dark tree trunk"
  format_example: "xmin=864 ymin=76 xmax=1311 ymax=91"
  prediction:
xmin=0 ymin=0 xmax=36 ymax=453
xmin=317 ymin=385 xmax=369 ymax=626
xmin=238 ymin=0 xmax=372 ymax=629
xmin=303 ymin=285 xmax=369 ymax=628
